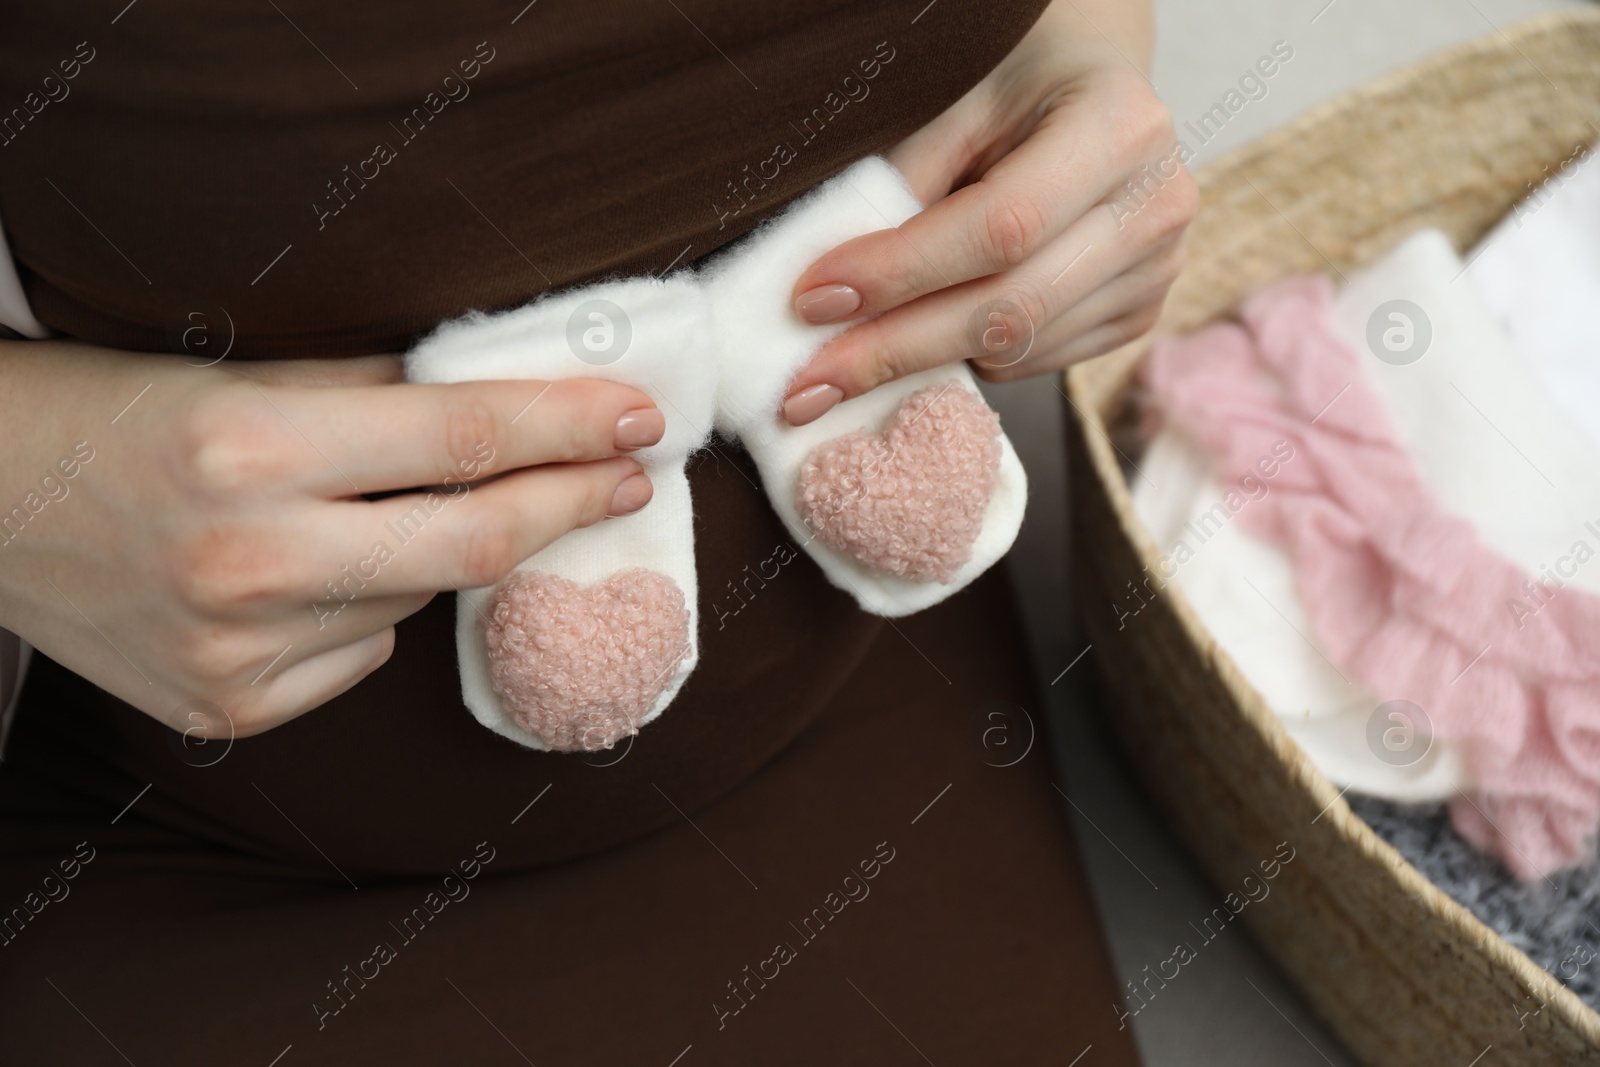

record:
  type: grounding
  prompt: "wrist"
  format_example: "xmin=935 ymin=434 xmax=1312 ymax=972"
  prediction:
xmin=1042 ymin=0 xmax=1156 ymax=78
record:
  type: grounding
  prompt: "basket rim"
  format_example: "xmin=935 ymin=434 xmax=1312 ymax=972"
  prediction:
xmin=1067 ymin=4 xmax=1600 ymax=1042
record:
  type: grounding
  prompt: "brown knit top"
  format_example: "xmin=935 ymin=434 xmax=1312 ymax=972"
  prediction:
xmin=1 ymin=0 xmax=1047 ymax=357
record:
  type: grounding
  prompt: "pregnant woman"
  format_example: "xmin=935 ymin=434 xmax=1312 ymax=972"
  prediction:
xmin=0 ymin=1 xmax=1193 ymax=1062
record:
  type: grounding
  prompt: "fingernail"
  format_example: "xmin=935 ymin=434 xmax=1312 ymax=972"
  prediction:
xmin=608 ymin=472 xmax=654 ymax=516
xmin=613 ymin=408 xmax=665 ymax=450
xmin=795 ymin=284 xmax=862 ymax=325
xmin=782 ymin=383 xmax=844 ymax=426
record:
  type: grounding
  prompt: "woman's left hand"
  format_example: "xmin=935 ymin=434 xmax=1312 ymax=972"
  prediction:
xmin=782 ymin=0 xmax=1197 ymax=425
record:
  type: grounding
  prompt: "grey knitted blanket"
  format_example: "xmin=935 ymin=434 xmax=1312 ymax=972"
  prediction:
xmin=1349 ymin=794 xmax=1600 ymax=1010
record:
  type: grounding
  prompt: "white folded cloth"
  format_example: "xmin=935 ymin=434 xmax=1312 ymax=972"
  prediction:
xmin=1468 ymin=145 xmax=1600 ymax=450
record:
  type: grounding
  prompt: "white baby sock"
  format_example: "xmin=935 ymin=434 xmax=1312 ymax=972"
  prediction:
xmin=701 ymin=156 xmax=1028 ymax=617
xmin=406 ymin=276 xmax=714 ymax=752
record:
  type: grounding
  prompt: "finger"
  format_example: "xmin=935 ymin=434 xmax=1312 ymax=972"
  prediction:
xmin=788 ymin=215 xmax=1181 ymax=410
xmin=176 ymin=595 xmax=428 ymax=712
xmin=972 ymin=239 xmax=1186 ymax=381
xmin=165 ymin=580 xmax=427 ymax=692
xmin=792 ymin=81 xmax=1173 ymax=324
xmin=225 ymin=377 xmax=663 ymax=497
xmin=1010 ymin=262 xmax=1179 ymax=377
xmin=1022 ymin=302 xmax=1169 ymax=373
xmin=171 ymin=457 xmax=647 ymax=611
xmin=227 ymin=354 xmax=405 ymax=388
xmin=277 ymin=592 xmax=436 ymax=664
xmin=309 ymin=455 xmax=651 ymax=595
xmin=249 ymin=629 xmax=396 ymax=731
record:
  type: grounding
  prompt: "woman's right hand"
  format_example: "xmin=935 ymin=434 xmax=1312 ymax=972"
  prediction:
xmin=0 ymin=340 xmax=660 ymax=738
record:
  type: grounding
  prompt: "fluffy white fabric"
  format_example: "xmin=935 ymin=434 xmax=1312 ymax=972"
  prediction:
xmin=406 ymin=156 xmax=1027 ymax=746
xmin=407 ymin=276 xmax=714 ymax=749
xmin=1136 ymin=226 xmax=1600 ymax=801
xmin=702 ymin=156 xmax=1027 ymax=617
xmin=1468 ymin=146 xmax=1600 ymax=449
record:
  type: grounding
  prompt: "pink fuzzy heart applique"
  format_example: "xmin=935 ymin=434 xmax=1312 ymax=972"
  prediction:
xmin=797 ymin=383 xmax=1002 ymax=584
xmin=484 ymin=568 xmax=689 ymax=752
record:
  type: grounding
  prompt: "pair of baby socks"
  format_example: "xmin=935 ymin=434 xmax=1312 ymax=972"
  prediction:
xmin=406 ymin=157 xmax=1027 ymax=752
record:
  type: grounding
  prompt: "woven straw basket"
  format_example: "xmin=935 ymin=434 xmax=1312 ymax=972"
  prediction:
xmin=1065 ymin=11 xmax=1600 ymax=1066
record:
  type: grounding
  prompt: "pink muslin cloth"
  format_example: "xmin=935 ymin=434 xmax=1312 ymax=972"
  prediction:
xmin=1143 ymin=273 xmax=1600 ymax=880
